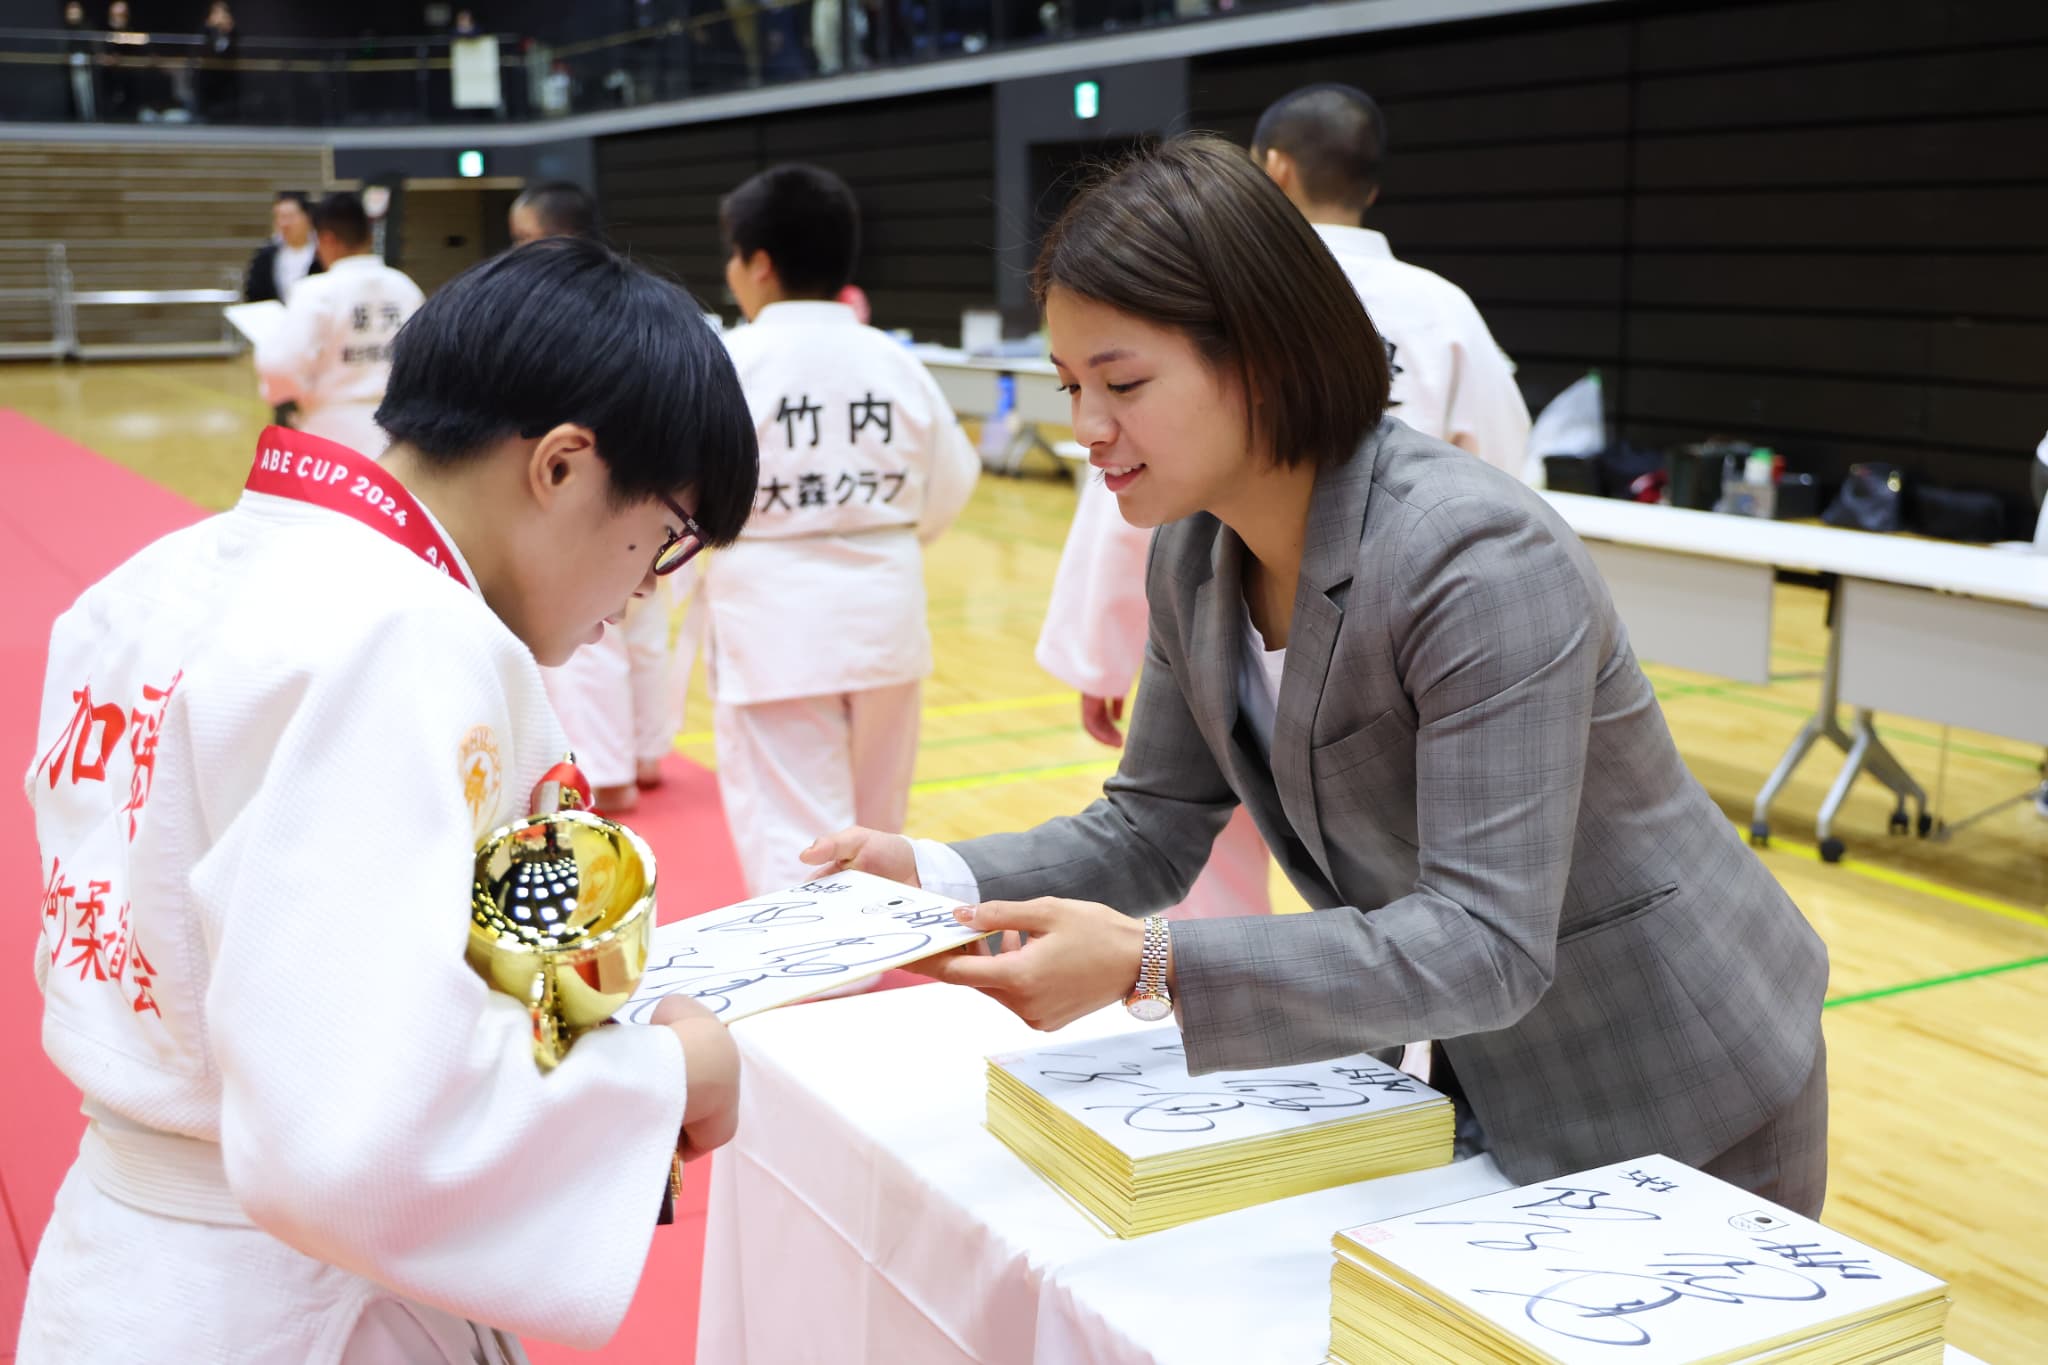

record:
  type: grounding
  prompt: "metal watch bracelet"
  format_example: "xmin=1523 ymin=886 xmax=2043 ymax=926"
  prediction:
xmin=1126 ymin=915 xmax=1172 ymax=1021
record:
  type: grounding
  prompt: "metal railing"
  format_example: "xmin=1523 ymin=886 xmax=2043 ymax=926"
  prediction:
xmin=0 ymin=243 xmax=72 ymax=359
xmin=0 ymin=2 xmax=1270 ymax=127
xmin=0 ymin=243 xmax=242 ymax=360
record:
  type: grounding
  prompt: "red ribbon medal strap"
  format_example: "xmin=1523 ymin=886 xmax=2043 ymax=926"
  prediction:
xmin=243 ymin=426 xmax=473 ymax=591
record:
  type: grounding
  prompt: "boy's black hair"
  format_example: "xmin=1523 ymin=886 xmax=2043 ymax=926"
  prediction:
xmin=513 ymin=180 xmax=602 ymax=240
xmin=274 ymin=190 xmax=312 ymax=212
xmin=375 ymin=236 xmax=759 ymax=546
xmin=1250 ymin=83 xmax=1388 ymax=220
xmin=718 ymin=163 xmax=860 ymax=298
xmin=311 ymin=191 xmax=372 ymax=248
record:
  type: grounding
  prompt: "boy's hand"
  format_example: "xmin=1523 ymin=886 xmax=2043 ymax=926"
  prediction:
xmin=799 ymin=827 xmax=920 ymax=887
xmin=652 ymin=994 xmax=740 ymax=1159
xmin=1080 ymin=693 xmax=1126 ymax=748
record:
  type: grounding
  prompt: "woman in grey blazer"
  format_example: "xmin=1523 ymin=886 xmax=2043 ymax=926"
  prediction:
xmin=803 ymin=136 xmax=1831 ymax=1215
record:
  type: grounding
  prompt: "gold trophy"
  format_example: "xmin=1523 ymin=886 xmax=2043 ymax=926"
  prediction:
xmin=466 ymin=760 xmax=658 ymax=1070
xmin=465 ymin=757 xmax=685 ymax=1218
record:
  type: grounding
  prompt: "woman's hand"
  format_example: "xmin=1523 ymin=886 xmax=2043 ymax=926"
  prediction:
xmin=906 ymin=898 xmax=1146 ymax=1032
xmin=799 ymin=826 xmax=920 ymax=886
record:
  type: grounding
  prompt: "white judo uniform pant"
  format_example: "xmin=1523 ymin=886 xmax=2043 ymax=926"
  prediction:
xmin=714 ymin=681 xmax=922 ymax=896
xmin=543 ymin=569 xmax=705 ymax=790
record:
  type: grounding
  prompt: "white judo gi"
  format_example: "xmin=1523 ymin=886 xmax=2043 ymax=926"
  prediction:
xmin=22 ymin=433 xmax=688 ymax=1363
xmin=540 ymin=561 xmax=706 ymax=793
xmin=254 ymin=253 xmax=424 ymax=455
xmin=1312 ymin=223 xmax=1530 ymax=476
xmin=1034 ymin=227 xmax=1530 ymax=918
xmin=710 ymin=301 xmax=980 ymax=894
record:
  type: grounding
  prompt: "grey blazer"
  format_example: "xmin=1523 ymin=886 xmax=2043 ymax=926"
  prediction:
xmin=955 ymin=419 xmax=1829 ymax=1185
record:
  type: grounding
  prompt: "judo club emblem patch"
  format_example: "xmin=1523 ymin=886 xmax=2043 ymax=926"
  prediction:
xmin=460 ymin=725 xmax=503 ymax=832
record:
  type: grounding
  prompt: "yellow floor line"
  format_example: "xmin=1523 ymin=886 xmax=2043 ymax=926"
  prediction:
xmin=922 ymin=691 xmax=1076 ymax=720
xmin=911 ymin=758 xmax=1116 ymax=796
xmin=1749 ymin=825 xmax=2048 ymax=932
xmin=672 ymin=690 xmax=1076 ymax=748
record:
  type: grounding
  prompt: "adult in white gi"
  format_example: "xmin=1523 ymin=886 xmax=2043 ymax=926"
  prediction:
xmin=255 ymin=190 xmax=423 ymax=457
xmin=21 ymin=238 xmax=757 ymax=1364
xmin=1253 ymin=82 xmax=1530 ymax=475
xmin=711 ymin=164 xmax=979 ymax=895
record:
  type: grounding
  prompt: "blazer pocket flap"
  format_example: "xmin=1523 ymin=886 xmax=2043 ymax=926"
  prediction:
xmin=1311 ymin=710 xmax=1408 ymax=778
xmin=1560 ymin=883 xmax=1679 ymax=943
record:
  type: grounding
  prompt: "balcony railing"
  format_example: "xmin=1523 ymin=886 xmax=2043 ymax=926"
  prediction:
xmin=0 ymin=2 xmax=1273 ymax=128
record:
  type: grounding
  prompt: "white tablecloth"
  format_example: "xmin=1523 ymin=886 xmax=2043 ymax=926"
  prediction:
xmin=696 ymin=986 xmax=1991 ymax=1365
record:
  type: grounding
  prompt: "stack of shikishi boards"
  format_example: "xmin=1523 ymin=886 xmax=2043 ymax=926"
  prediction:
xmin=986 ymin=1025 xmax=1452 ymax=1237
xmin=1329 ymin=1154 xmax=1949 ymax=1365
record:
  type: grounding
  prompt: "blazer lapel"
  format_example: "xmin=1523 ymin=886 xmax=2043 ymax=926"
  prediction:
xmin=1187 ymin=525 xmax=1290 ymax=837
xmin=1270 ymin=429 xmax=1384 ymax=882
xmin=1188 ymin=526 xmax=1247 ymax=763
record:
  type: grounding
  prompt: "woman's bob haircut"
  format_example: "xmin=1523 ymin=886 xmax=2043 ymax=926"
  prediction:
xmin=1032 ymin=133 xmax=1391 ymax=470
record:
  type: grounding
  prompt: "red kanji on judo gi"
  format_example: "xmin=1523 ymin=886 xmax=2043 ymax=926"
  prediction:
xmin=67 ymin=880 xmax=115 ymax=981
xmin=41 ymin=856 xmax=75 ymax=964
xmin=38 ymin=684 xmax=127 ymax=789
xmin=123 ymin=670 xmax=183 ymax=840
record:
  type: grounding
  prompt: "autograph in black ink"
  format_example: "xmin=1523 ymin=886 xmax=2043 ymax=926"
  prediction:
xmin=1474 ymin=1254 xmax=1828 ymax=1347
xmin=623 ymin=931 xmax=937 ymax=1018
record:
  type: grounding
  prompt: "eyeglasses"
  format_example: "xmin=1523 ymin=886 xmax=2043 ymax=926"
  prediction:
xmin=654 ymin=493 xmax=707 ymax=575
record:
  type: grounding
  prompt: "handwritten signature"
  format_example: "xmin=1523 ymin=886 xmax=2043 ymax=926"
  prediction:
xmin=621 ymin=929 xmax=937 ymax=1019
xmin=1474 ymin=1254 xmax=1828 ymax=1346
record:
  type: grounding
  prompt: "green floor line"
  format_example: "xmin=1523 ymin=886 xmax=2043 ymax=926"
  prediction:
xmin=1822 ymin=954 xmax=2048 ymax=1010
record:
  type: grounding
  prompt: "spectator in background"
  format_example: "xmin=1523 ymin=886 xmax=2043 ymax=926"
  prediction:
xmin=243 ymin=191 xmax=322 ymax=304
xmin=100 ymin=1 xmax=143 ymax=120
xmin=812 ymin=0 xmax=847 ymax=75
xmin=199 ymin=2 xmax=238 ymax=121
xmin=63 ymin=2 xmax=97 ymax=121
xmin=724 ymin=0 xmax=762 ymax=85
xmin=254 ymin=191 xmax=424 ymax=455
xmin=454 ymin=8 xmax=482 ymax=37
xmin=509 ymin=181 xmax=602 ymax=244
xmin=760 ymin=5 xmax=809 ymax=83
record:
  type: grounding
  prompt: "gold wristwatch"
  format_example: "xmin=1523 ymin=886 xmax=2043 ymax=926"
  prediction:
xmin=1124 ymin=915 xmax=1173 ymax=1022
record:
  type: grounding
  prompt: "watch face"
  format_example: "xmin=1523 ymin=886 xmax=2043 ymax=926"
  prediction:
xmin=1127 ymin=994 xmax=1172 ymax=1023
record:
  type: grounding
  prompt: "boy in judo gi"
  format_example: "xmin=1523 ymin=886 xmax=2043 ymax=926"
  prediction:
xmin=24 ymin=236 xmax=757 ymax=1363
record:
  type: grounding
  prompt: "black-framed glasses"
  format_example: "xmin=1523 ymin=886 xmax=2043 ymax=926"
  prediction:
xmin=654 ymin=493 xmax=707 ymax=575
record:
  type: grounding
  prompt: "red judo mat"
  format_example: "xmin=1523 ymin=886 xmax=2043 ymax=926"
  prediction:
xmin=3 ymin=409 xmax=924 ymax=1361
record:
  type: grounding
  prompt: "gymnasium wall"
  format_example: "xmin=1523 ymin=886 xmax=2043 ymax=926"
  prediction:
xmin=595 ymin=86 xmax=998 ymax=339
xmin=1188 ymin=0 xmax=2048 ymax=522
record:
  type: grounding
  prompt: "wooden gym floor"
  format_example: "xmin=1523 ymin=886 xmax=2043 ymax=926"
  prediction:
xmin=7 ymin=358 xmax=2044 ymax=1362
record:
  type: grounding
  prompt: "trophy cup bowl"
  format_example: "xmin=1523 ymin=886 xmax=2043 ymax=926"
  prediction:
xmin=467 ymin=809 xmax=657 ymax=1070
